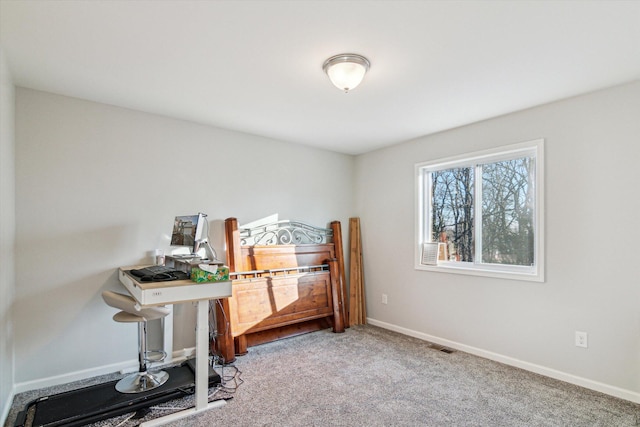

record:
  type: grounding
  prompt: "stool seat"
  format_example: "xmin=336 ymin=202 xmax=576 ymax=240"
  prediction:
xmin=113 ymin=311 xmax=167 ymax=323
xmin=103 ymin=291 xmax=170 ymax=321
xmin=102 ymin=290 xmax=170 ymax=394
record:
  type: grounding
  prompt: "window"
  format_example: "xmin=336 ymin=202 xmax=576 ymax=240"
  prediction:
xmin=415 ymin=139 xmax=544 ymax=281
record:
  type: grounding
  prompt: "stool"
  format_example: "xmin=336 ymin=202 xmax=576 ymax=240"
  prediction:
xmin=102 ymin=290 xmax=171 ymax=393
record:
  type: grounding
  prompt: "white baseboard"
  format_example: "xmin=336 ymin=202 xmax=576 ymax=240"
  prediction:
xmin=13 ymin=347 xmax=196 ymax=395
xmin=13 ymin=359 xmax=134 ymax=394
xmin=367 ymin=318 xmax=640 ymax=405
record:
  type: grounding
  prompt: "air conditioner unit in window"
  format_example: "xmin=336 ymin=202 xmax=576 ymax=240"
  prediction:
xmin=421 ymin=242 xmax=439 ymax=266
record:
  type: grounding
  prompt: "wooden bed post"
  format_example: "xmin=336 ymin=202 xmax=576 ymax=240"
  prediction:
xmin=225 ymin=217 xmax=242 ymax=271
xmin=330 ymin=221 xmax=349 ymax=328
xmin=212 ymin=218 xmax=242 ymax=364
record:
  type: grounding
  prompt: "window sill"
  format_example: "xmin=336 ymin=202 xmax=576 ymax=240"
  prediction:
xmin=415 ymin=261 xmax=544 ymax=283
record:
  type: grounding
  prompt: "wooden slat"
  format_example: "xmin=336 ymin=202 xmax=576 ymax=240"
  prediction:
xmin=358 ymin=220 xmax=364 ymax=323
xmin=349 ymin=217 xmax=366 ymax=325
xmin=331 ymin=220 xmax=349 ymax=327
xmin=328 ymin=258 xmax=345 ymax=333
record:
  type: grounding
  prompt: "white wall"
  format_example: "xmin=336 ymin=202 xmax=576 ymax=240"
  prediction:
xmin=355 ymin=81 xmax=640 ymax=402
xmin=0 ymin=48 xmax=16 ymax=422
xmin=8 ymin=80 xmax=639 ymax=406
xmin=13 ymin=88 xmax=354 ymax=388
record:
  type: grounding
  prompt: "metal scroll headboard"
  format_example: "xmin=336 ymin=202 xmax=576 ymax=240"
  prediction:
xmin=239 ymin=220 xmax=333 ymax=246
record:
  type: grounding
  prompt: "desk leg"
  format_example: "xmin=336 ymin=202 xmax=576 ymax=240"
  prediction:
xmin=195 ymin=299 xmax=208 ymax=409
xmin=140 ymin=299 xmax=225 ymax=427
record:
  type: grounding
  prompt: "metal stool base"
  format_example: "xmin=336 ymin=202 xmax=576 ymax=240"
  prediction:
xmin=115 ymin=370 xmax=169 ymax=394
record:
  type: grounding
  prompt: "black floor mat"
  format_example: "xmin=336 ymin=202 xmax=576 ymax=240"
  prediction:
xmin=15 ymin=361 xmax=220 ymax=427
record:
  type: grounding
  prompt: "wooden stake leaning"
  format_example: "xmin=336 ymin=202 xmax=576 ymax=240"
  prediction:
xmin=349 ymin=217 xmax=366 ymax=325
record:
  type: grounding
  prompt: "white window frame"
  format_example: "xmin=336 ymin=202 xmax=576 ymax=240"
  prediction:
xmin=415 ymin=139 xmax=544 ymax=282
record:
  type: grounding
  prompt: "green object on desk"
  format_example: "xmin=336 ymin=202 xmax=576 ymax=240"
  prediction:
xmin=190 ymin=266 xmax=230 ymax=283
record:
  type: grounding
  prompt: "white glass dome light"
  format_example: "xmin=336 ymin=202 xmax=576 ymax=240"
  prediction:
xmin=322 ymin=54 xmax=370 ymax=93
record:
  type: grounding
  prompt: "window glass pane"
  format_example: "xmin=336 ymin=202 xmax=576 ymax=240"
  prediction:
xmin=481 ymin=157 xmax=535 ymax=266
xmin=430 ymin=167 xmax=474 ymax=262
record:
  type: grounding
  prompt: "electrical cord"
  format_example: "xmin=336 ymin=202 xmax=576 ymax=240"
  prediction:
xmin=113 ymin=412 xmax=136 ymax=427
xmin=209 ymin=299 xmax=229 ymax=339
xmin=209 ymin=299 xmax=231 ymax=366
xmin=215 ymin=363 xmax=244 ymax=395
xmin=148 ymin=364 xmax=242 ymax=413
xmin=105 ymin=363 xmax=243 ymax=426
xmin=214 ymin=298 xmax=230 ymax=336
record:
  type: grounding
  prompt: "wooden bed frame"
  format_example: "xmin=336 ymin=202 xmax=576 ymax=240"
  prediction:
xmin=213 ymin=217 xmax=347 ymax=363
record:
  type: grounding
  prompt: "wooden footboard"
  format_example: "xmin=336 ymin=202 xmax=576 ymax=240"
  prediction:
xmin=213 ymin=218 xmax=346 ymax=363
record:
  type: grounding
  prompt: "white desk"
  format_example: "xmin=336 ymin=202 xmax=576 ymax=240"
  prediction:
xmin=118 ymin=267 xmax=232 ymax=426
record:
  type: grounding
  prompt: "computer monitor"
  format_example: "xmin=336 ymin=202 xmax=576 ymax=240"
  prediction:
xmin=170 ymin=213 xmax=206 ymax=255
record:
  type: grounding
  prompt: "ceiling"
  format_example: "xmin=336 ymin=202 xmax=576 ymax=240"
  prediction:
xmin=1 ymin=1 xmax=639 ymax=155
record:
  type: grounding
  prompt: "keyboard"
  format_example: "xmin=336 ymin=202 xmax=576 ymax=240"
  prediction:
xmin=129 ymin=265 xmax=189 ymax=282
xmin=138 ymin=265 xmax=176 ymax=274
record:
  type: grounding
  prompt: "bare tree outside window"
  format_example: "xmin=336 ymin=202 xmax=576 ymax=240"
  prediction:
xmin=431 ymin=167 xmax=474 ymax=261
xmin=428 ymin=157 xmax=534 ymax=266
xmin=481 ymin=158 xmax=534 ymax=266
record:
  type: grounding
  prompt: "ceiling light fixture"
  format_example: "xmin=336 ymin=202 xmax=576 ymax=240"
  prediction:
xmin=322 ymin=53 xmax=370 ymax=93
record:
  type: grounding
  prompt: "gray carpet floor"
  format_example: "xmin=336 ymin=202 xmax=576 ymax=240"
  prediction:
xmin=5 ymin=325 xmax=640 ymax=426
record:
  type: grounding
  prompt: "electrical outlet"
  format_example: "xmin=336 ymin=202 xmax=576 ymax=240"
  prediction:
xmin=575 ymin=331 xmax=588 ymax=348
xmin=381 ymin=294 xmax=388 ymax=305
